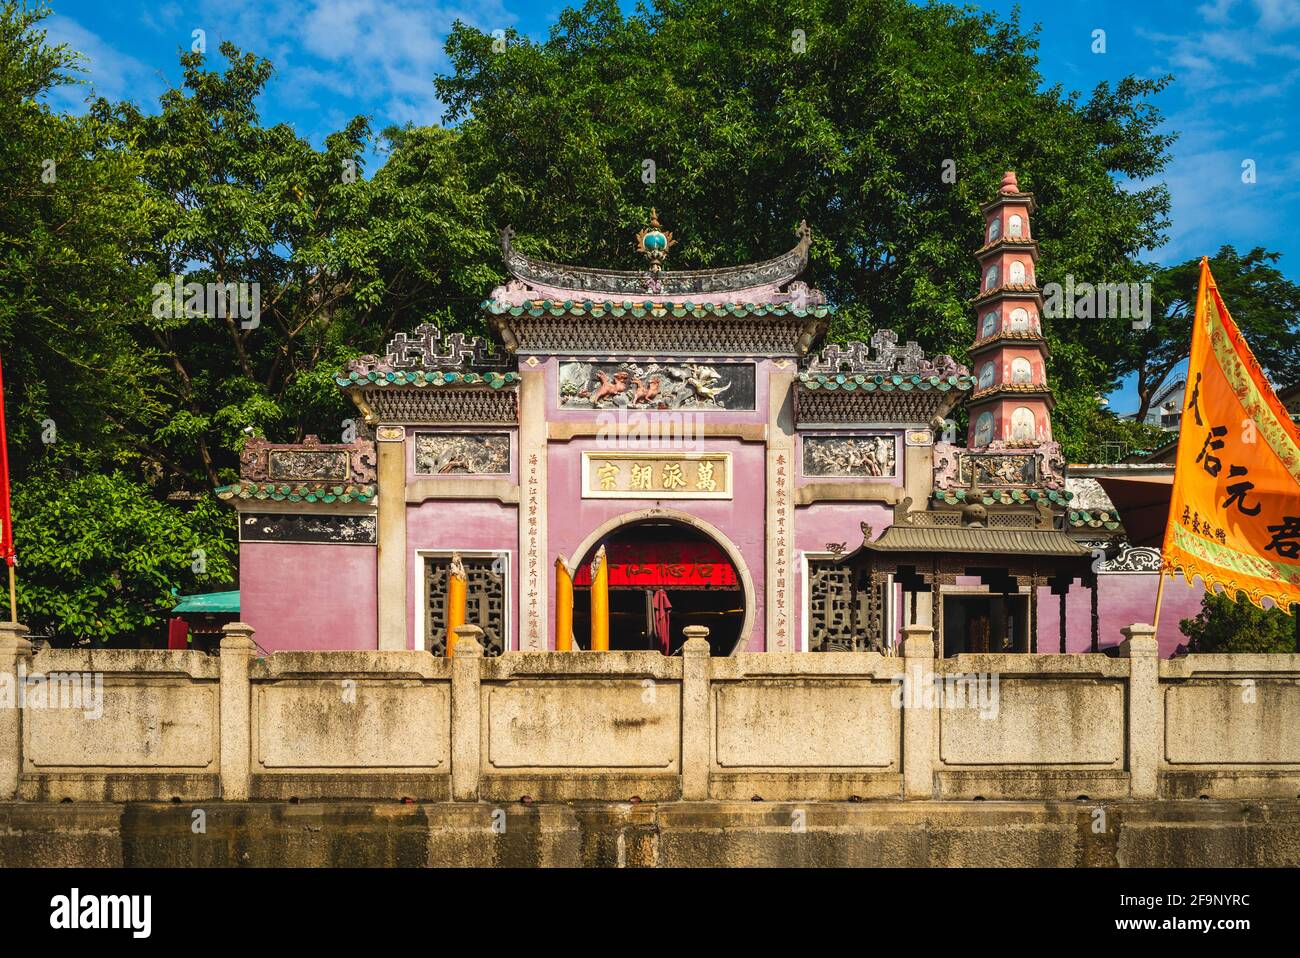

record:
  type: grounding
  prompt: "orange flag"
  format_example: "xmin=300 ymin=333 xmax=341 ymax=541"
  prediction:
xmin=1160 ymin=259 xmax=1300 ymax=614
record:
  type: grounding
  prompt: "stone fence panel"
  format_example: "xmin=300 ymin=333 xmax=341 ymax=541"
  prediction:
xmin=3 ymin=620 xmax=1300 ymax=803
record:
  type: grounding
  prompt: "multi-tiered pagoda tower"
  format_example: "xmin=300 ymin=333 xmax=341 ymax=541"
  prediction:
xmin=967 ymin=170 xmax=1053 ymax=450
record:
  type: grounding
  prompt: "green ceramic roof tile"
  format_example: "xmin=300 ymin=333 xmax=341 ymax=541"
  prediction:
xmin=797 ymin=372 xmax=975 ymax=392
xmin=482 ymin=299 xmax=834 ymax=320
xmin=215 ymin=481 xmax=377 ymax=504
xmin=335 ymin=370 xmax=521 ymax=388
xmin=932 ymin=487 xmax=1073 ymax=506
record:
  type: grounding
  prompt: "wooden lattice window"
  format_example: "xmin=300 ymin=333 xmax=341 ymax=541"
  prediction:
xmin=807 ymin=558 xmax=860 ymax=652
xmin=425 ymin=554 xmax=507 ymax=655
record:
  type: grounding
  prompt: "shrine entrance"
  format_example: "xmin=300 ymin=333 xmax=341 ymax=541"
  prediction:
xmin=942 ymin=593 xmax=1030 ymax=655
xmin=570 ymin=515 xmax=750 ymax=655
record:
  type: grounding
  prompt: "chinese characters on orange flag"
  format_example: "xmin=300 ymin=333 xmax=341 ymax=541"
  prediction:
xmin=1162 ymin=259 xmax=1300 ymax=612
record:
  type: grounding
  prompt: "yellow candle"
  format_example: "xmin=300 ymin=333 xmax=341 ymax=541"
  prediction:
xmin=446 ymin=553 xmax=467 ymax=656
xmin=555 ymin=557 xmax=574 ymax=651
xmin=589 ymin=545 xmax=609 ymax=652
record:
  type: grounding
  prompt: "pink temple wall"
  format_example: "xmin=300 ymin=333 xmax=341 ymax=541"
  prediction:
xmin=1037 ymin=571 xmax=1205 ymax=657
xmin=239 ymin=541 xmax=377 ymax=651
xmin=405 ymin=498 xmax=519 ymax=651
xmin=546 ymin=436 xmax=768 ymax=651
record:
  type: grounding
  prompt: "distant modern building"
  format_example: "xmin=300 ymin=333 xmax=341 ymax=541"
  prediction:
xmin=1127 ymin=377 xmax=1187 ymax=431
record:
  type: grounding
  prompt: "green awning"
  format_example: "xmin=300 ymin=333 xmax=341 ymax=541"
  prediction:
xmin=171 ymin=591 xmax=240 ymax=614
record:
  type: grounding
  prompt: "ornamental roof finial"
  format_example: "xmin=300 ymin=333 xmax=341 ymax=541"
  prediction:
xmin=999 ymin=170 xmax=1020 ymax=194
xmin=636 ymin=208 xmax=676 ymax=275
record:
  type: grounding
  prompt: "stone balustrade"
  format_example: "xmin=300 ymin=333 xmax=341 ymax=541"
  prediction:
xmin=2 ymin=620 xmax=1299 ymax=803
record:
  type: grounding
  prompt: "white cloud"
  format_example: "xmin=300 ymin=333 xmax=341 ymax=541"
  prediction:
xmin=39 ymin=14 xmax=163 ymax=111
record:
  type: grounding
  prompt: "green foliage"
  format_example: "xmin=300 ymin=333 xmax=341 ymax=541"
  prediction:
xmin=1119 ymin=246 xmax=1300 ymax=423
xmin=1180 ymin=590 xmax=1297 ymax=654
xmin=437 ymin=0 xmax=1174 ymax=422
xmin=0 ymin=1 xmax=162 ymax=476
xmin=7 ymin=470 xmax=236 ymax=644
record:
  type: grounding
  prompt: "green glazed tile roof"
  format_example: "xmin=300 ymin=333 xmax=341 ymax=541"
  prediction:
xmin=335 ymin=369 xmax=520 ymax=388
xmin=798 ymin=372 xmax=974 ymax=392
xmin=1069 ymin=508 xmax=1123 ymax=530
xmin=172 ymin=590 xmax=240 ymax=614
xmin=931 ymin=487 xmax=1073 ymax=506
xmin=483 ymin=299 xmax=833 ymax=319
xmin=216 ymin=481 xmax=377 ymax=504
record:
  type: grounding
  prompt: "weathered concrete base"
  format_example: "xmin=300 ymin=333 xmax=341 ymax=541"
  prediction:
xmin=2 ymin=800 xmax=1298 ymax=867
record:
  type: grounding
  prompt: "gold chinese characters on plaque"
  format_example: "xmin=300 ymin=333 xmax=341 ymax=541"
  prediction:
xmin=581 ymin=452 xmax=732 ymax=499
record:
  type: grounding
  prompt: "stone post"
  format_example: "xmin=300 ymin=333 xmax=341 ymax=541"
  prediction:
xmin=375 ymin=424 xmax=408 ymax=651
xmin=0 ymin=622 xmax=33 ymax=800
xmin=450 ymin=624 xmax=483 ymax=801
xmin=901 ymin=623 xmax=935 ymax=799
xmin=219 ymin=622 xmax=257 ymax=801
xmin=1119 ymin=623 xmax=1160 ymax=799
xmin=680 ymin=626 xmax=712 ymax=801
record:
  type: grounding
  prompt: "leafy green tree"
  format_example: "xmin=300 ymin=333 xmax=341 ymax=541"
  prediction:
xmin=8 ymin=470 xmax=236 ymax=644
xmin=1180 ymin=590 xmax=1297 ymax=654
xmin=1119 ymin=246 xmax=1300 ymax=425
xmin=0 ymin=1 xmax=161 ymax=477
xmin=436 ymin=0 xmax=1174 ymax=460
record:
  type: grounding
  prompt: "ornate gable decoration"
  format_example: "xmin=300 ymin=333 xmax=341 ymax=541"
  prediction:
xmin=343 ymin=321 xmax=514 ymax=379
xmin=239 ymin=435 xmax=377 ymax=484
xmin=795 ymin=330 xmax=973 ymax=427
xmin=489 ymin=218 xmax=824 ymax=306
xmin=803 ymin=330 xmax=966 ymax=379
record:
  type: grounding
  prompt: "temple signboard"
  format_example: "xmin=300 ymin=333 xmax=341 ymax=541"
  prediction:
xmin=581 ymin=452 xmax=732 ymax=499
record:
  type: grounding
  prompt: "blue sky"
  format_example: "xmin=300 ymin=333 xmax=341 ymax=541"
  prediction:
xmin=35 ymin=0 xmax=1300 ymax=413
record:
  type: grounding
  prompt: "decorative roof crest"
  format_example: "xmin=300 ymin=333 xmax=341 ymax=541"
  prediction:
xmin=804 ymin=329 xmax=967 ymax=378
xmin=345 ymin=321 xmax=514 ymax=376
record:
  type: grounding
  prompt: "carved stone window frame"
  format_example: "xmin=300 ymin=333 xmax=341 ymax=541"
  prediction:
xmin=413 ymin=548 xmax=512 ymax=653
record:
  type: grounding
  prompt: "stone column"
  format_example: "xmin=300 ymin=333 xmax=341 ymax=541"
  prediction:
xmin=0 ymin=622 xmax=33 ymax=800
xmin=680 ymin=627 xmax=712 ymax=801
xmin=517 ymin=367 xmax=548 ymax=650
xmin=376 ymin=424 xmax=408 ymax=651
xmin=450 ymin=624 xmax=483 ymax=801
xmin=1119 ymin=623 xmax=1160 ymax=799
xmin=219 ymin=622 xmax=258 ymax=801
xmin=765 ymin=367 xmax=796 ymax=651
xmin=901 ymin=623 xmax=935 ymax=799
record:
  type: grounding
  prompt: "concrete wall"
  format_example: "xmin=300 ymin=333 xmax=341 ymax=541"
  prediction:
xmin=4 ymin=622 xmax=1298 ymax=805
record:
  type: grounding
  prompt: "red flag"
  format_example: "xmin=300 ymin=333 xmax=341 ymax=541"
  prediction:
xmin=0 ymin=352 xmax=14 ymax=567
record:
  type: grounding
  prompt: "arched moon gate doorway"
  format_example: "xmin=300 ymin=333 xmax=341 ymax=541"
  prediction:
xmin=569 ymin=516 xmax=751 ymax=655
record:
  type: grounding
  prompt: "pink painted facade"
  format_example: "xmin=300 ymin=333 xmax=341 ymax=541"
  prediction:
xmin=239 ymin=540 xmax=377 ymax=650
xmin=225 ymin=180 xmax=1209 ymax=657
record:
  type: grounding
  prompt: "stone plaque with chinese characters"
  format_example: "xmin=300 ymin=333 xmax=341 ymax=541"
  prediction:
xmin=581 ymin=452 xmax=731 ymax=499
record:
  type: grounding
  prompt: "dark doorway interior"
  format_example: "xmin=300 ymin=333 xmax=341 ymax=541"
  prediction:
xmin=572 ymin=520 xmax=744 ymax=656
xmin=942 ymin=594 xmax=1028 ymax=656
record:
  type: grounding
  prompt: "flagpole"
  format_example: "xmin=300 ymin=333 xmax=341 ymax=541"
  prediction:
xmin=6 ymin=565 xmax=14 ymax=626
xmin=1151 ymin=568 xmax=1167 ymax=633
